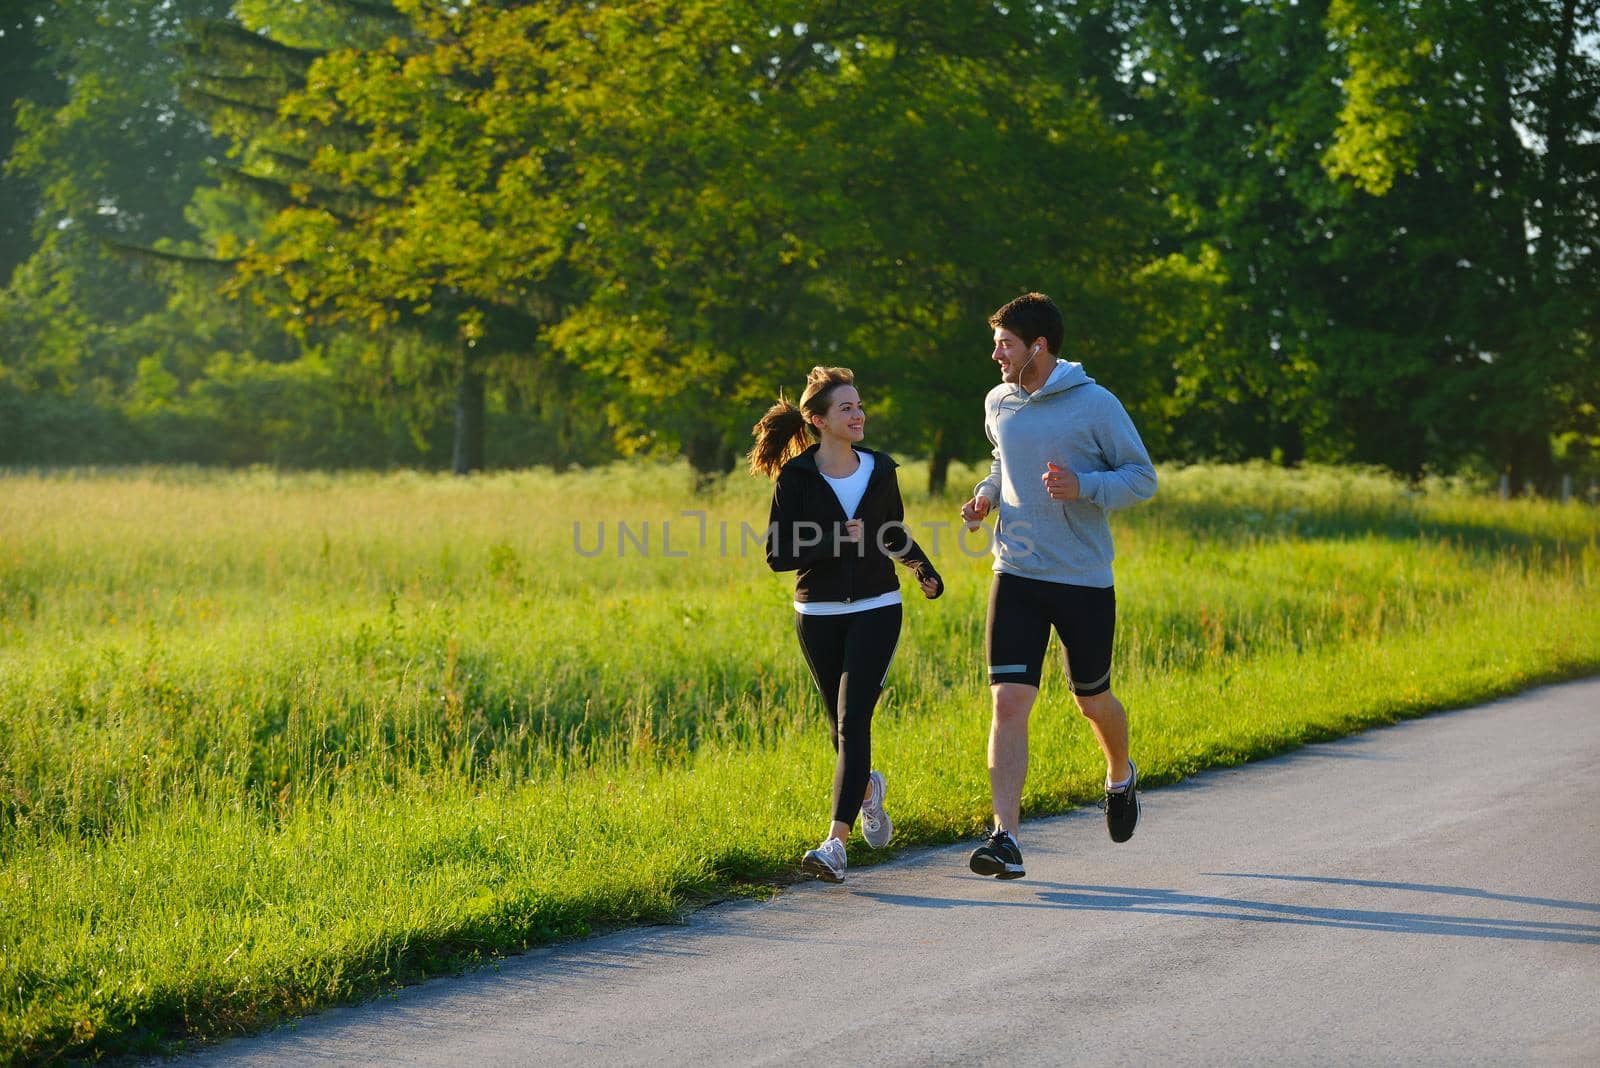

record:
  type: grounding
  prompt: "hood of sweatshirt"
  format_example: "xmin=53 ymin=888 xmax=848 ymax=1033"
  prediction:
xmin=1016 ymin=359 xmax=1093 ymax=402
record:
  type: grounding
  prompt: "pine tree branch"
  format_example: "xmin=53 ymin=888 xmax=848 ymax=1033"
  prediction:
xmin=103 ymin=239 xmax=239 ymax=273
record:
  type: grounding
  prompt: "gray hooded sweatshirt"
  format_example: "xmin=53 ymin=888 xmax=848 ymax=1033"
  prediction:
xmin=974 ymin=359 xmax=1156 ymax=588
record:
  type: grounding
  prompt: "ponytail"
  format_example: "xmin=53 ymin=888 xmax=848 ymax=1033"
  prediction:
xmin=748 ymin=400 xmax=810 ymax=479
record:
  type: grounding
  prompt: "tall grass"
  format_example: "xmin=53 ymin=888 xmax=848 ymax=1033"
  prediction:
xmin=1 ymin=462 xmax=1596 ymax=1063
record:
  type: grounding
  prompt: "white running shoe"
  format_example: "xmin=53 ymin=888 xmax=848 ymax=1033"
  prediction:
xmin=860 ymin=769 xmax=894 ymax=849
xmin=801 ymin=836 xmax=847 ymax=883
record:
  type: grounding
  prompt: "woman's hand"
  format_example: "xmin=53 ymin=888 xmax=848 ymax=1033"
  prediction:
xmin=840 ymin=518 xmax=864 ymax=543
xmin=918 ymin=574 xmax=942 ymax=599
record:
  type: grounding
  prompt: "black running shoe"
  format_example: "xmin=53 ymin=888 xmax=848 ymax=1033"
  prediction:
xmin=968 ymin=827 xmax=1025 ymax=879
xmin=1104 ymin=761 xmax=1140 ymax=843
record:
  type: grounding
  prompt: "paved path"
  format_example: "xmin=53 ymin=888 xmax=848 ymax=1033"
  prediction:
xmin=181 ymin=678 xmax=1600 ymax=1066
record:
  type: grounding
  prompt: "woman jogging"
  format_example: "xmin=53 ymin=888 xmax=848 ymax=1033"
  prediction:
xmin=750 ymin=366 xmax=944 ymax=883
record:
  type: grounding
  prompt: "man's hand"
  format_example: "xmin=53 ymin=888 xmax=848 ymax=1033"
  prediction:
xmin=1042 ymin=462 xmax=1080 ymax=501
xmin=840 ymin=518 xmax=864 ymax=543
xmin=960 ymin=494 xmax=992 ymax=531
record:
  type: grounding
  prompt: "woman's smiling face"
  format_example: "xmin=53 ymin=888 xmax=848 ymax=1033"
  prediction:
xmin=812 ymin=386 xmax=865 ymax=443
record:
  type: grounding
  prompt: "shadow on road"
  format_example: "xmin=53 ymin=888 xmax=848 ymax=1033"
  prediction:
xmin=854 ymin=876 xmax=1600 ymax=945
xmin=1202 ymin=872 xmax=1600 ymax=913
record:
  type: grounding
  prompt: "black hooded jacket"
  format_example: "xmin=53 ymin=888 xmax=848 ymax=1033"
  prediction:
xmin=765 ymin=445 xmax=942 ymax=604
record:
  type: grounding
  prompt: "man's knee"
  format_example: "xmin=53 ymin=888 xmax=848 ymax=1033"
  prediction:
xmin=991 ymin=683 xmax=1037 ymax=724
xmin=1073 ymin=688 xmax=1121 ymax=722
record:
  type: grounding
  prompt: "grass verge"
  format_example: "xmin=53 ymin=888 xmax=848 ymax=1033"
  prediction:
xmin=0 ymin=462 xmax=1595 ymax=1062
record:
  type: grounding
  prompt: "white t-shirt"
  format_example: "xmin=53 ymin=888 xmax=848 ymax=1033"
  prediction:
xmin=822 ymin=450 xmax=874 ymax=518
xmin=794 ymin=451 xmax=903 ymax=616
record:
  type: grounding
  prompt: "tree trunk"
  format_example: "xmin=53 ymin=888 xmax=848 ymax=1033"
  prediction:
xmin=1275 ymin=419 xmax=1305 ymax=467
xmin=927 ymin=426 xmax=952 ymax=496
xmin=1507 ymin=429 xmax=1558 ymax=497
xmin=684 ymin=431 xmax=732 ymax=495
xmin=452 ymin=364 xmax=485 ymax=475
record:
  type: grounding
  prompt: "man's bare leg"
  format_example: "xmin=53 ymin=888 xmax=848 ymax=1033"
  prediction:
xmin=1074 ymin=688 xmax=1130 ymax=785
xmin=989 ymin=682 xmax=1040 ymax=835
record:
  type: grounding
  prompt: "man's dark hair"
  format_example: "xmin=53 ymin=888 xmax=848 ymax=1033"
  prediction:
xmin=988 ymin=292 xmax=1063 ymax=356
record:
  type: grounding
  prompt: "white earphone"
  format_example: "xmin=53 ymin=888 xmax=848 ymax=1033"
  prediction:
xmin=1018 ymin=341 xmax=1042 ymax=381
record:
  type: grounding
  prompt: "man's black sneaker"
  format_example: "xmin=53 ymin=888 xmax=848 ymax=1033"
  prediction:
xmin=968 ymin=827 xmax=1025 ymax=879
xmin=1104 ymin=761 xmax=1140 ymax=843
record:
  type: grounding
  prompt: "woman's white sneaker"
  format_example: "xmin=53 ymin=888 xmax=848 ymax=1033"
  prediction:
xmin=801 ymin=836 xmax=848 ymax=883
xmin=860 ymin=769 xmax=894 ymax=848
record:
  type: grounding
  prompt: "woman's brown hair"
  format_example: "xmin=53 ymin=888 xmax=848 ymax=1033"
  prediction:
xmin=747 ymin=365 xmax=855 ymax=479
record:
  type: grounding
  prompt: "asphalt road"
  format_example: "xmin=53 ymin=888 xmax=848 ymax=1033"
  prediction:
xmin=177 ymin=676 xmax=1600 ymax=1066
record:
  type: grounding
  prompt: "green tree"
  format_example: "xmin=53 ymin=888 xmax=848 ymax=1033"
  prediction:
xmin=2 ymin=0 xmax=260 ymax=408
xmin=1117 ymin=0 xmax=1600 ymax=484
xmin=182 ymin=0 xmax=577 ymax=474
xmin=1320 ymin=0 xmax=1600 ymax=486
xmin=200 ymin=1 xmax=1197 ymax=488
xmin=0 ymin=0 xmax=63 ymax=284
xmin=547 ymin=1 xmax=1185 ymax=490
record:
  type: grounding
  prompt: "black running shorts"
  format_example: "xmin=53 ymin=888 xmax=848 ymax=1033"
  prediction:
xmin=985 ymin=572 xmax=1116 ymax=695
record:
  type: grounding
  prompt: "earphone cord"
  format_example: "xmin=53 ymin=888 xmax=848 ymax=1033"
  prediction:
xmin=998 ymin=343 xmax=1042 ymax=416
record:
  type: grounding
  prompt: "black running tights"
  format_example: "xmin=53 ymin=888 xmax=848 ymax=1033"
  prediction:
xmin=794 ymin=604 xmax=902 ymax=828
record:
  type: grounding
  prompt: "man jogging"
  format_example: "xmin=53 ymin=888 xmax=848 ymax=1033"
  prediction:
xmin=960 ymin=292 xmax=1157 ymax=879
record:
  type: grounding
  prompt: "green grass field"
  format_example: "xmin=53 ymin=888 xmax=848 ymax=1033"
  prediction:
xmin=2 ymin=461 xmax=1597 ymax=1063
